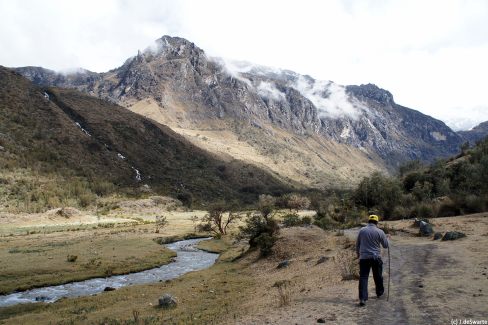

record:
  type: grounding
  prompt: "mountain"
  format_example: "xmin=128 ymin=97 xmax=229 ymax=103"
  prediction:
xmin=0 ymin=66 xmax=291 ymax=209
xmin=458 ymin=121 xmax=488 ymax=145
xmin=13 ymin=35 xmax=466 ymax=187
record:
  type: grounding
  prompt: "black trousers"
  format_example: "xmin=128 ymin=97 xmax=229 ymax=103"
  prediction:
xmin=358 ymin=258 xmax=384 ymax=301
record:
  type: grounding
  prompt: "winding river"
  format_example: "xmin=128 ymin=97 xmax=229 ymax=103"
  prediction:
xmin=0 ymin=238 xmax=218 ymax=308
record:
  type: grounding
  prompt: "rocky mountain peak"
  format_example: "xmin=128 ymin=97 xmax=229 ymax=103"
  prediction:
xmin=144 ymin=35 xmax=207 ymax=62
xmin=346 ymin=83 xmax=395 ymax=106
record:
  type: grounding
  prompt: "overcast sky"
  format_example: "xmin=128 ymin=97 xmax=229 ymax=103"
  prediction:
xmin=1 ymin=0 xmax=487 ymax=130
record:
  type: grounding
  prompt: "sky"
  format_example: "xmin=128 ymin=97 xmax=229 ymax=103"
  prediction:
xmin=1 ymin=0 xmax=487 ymax=130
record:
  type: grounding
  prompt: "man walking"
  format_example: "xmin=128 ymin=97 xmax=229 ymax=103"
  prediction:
xmin=356 ymin=214 xmax=389 ymax=306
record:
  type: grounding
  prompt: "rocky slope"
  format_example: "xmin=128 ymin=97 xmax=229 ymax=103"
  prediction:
xmin=13 ymin=35 xmax=471 ymax=185
xmin=0 ymin=66 xmax=290 ymax=206
xmin=458 ymin=121 xmax=488 ymax=145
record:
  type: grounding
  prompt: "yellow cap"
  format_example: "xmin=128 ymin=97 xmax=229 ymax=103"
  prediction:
xmin=369 ymin=215 xmax=379 ymax=222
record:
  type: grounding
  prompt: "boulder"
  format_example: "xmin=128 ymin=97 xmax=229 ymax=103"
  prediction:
xmin=277 ymin=260 xmax=290 ymax=269
xmin=316 ymin=256 xmax=329 ymax=265
xmin=35 ymin=296 xmax=50 ymax=302
xmin=414 ymin=218 xmax=430 ymax=227
xmin=442 ymin=231 xmax=466 ymax=241
xmin=317 ymin=318 xmax=326 ymax=323
xmin=158 ymin=294 xmax=177 ymax=308
xmin=103 ymin=286 xmax=116 ymax=291
xmin=419 ymin=221 xmax=434 ymax=236
xmin=433 ymin=232 xmax=443 ymax=240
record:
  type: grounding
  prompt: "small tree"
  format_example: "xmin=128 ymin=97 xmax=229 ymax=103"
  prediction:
xmin=258 ymin=194 xmax=276 ymax=219
xmin=155 ymin=215 xmax=169 ymax=233
xmin=190 ymin=215 xmax=199 ymax=232
xmin=198 ymin=204 xmax=240 ymax=236
xmin=286 ymin=194 xmax=311 ymax=212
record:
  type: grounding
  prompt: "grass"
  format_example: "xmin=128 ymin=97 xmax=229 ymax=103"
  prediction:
xmin=0 ymin=228 xmax=177 ymax=295
xmin=0 ymin=256 xmax=254 ymax=325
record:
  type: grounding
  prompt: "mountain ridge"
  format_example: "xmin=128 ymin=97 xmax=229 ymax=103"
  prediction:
xmin=0 ymin=66 xmax=292 ymax=210
xmin=13 ymin=35 xmax=484 ymax=187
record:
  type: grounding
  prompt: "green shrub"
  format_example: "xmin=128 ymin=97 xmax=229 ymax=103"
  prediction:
xmin=239 ymin=213 xmax=279 ymax=257
xmin=301 ymin=216 xmax=312 ymax=225
xmin=411 ymin=203 xmax=434 ymax=219
xmin=282 ymin=213 xmax=302 ymax=227
xmin=464 ymin=195 xmax=486 ymax=214
xmin=254 ymin=233 xmax=276 ymax=257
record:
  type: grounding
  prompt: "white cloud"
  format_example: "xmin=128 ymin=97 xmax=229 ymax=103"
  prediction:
xmin=293 ymin=77 xmax=364 ymax=119
xmin=0 ymin=0 xmax=487 ymax=128
xmin=256 ymin=81 xmax=286 ymax=101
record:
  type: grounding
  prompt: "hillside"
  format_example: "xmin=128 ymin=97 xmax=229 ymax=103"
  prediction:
xmin=0 ymin=67 xmax=291 ymax=211
xmin=458 ymin=121 xmax=488 ymax=145
xmin=15 ymin=35 xmax=470 ymax=188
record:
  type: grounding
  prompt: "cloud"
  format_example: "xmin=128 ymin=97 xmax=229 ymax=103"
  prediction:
xmin=256 ymin=81 xmax=286 ymax=101
xmin=1 ymin=0 xmax=487 ymax=127
xmin=439 ymin=105 xmax=488 ymax=131
xmin=293 ymin=76 xmax=365 ymax=119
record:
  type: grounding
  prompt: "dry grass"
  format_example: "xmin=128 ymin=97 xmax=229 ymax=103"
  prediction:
xmin=130 ymin=99 xmax=384 ymax=189
xmin=0 ymin=253 xmax=255 ymax=325
xmin=0 ymin=226 xmax=178 ymax=295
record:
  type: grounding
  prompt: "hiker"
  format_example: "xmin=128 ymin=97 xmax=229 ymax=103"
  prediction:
xmin=356 ymin=214 xmax=389 ymax=306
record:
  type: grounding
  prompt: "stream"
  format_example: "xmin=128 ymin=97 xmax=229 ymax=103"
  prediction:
xmin=0 ymin=237 xmax=218 ymax=308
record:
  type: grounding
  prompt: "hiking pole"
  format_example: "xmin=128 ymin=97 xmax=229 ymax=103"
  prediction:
xmin=387 ymin=245 xmax=391 ymax=302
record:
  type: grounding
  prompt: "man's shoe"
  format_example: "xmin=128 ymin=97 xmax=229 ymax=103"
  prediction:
xmin=376 ymin=294 xmax=383 ymax=299
xmin=359 ymin=300 xmax=366 ymax=306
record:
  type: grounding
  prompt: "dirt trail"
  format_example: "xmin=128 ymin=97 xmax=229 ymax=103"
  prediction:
xmin=360 ymin=241 xmax=441 ymax=324
xmin=234 ymin=216 xmax=488 ymax=325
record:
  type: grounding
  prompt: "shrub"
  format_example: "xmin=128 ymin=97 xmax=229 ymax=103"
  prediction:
xmin=66 ymin=255 xmax=78 ymax=262
xmin=301 ymin=216 xmax=312 ymax=225
xmin=464 ymin=195 xmax=486 ymax=214
xmin=436 ymin=198 xmax=461 ymax=217
xmin=155 ymin=215 xmax=169 ymax=233
xmin=254 ymin=233 xmax=276 ymax=257
xmin=335 ymin=250 xmax=359 ymax=281
xmin=411 ymin=203 xmax=434 ymax=219
xmin=239 ymin=213 xmax=280 ymax=257
xmin=273 ymin=280 xmax=292 ymax=306
xmin=282 ymin=213 xmax=302 ymax=227
xmin=176 ymin=192 xmax=193 ymax=208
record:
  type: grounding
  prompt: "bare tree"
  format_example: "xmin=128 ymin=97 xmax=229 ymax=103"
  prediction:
xmin=287 ymin=194 xmax=311 ymax=212
xmin=198 ymin=205 xmax=240 ymax=236
xmin=155 ymin=215 xmax=169 ymax=233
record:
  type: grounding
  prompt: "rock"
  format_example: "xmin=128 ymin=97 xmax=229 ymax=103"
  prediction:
xmin=414 ymin=218 xmax=430 ymax=227
xmin=103 ymin=286 xmax=116 ymax=291
xmin=316 ymin=256 xmax=329 ymax=265
xmin=277 ymin=260 xmax=290 ymax=269
xmin=433 ymin=232 xmax=443 ymax=240
xmin=419 ymin=221 xmax=434 ymax=236
xmin=442 ymin=231 xmax=466 ymax=241
xmin=0 ymin=145 xmax=4 ymax=151
xmin=158 ymin=293 xmax=177 ymax=308
xmin=35 ymin=296 xmax=50 ymax=302
xmin=317 ymin=318 xmax=326 ymax=323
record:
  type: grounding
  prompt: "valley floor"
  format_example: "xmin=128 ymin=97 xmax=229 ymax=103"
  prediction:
xmin=0 ymin=212 xmax=487 ymax=324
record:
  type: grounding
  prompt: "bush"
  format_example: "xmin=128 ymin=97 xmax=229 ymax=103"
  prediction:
xmin=411 ymin=203 xmax=434 ymax=219
xmin=282 ymin=213 xmax=302 ymax=227
xmin=335 ymin=250 xmax=359 ymax=281
xmin=254 ymin=233 xmax=276 ymax=257
xmin=301 ymin=216 xmax=312 ymax=225
xmin=239 ymin=213 xmax=280 ymax=257
xmin=273 ymin=280 xmax=292 ymax=306
xmin=436 ymin=199 xmax=460 ymax=218
xmin=464 ymin=195 xmax=486 ymax=214
xmin=66 ymin=255 xmax=78 ymax=262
